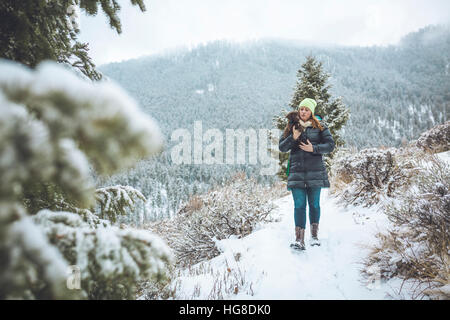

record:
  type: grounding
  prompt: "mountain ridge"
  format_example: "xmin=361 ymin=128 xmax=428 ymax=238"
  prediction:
xmin=99 ymin=24 xmax=449 ymax=149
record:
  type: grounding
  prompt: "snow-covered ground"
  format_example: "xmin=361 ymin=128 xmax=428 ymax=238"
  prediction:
xmin=172 ymin=188 xmax=398 ymax=299
xmin=171 ymin=151 xmax=450 ymax=300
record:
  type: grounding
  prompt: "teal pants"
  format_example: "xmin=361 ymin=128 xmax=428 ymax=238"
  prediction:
xmin=291 ymin=187 xmax=321 ymax=228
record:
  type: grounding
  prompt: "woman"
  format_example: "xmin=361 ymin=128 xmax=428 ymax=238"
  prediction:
xmin=279 ymin=98 xmax=335 ymax=251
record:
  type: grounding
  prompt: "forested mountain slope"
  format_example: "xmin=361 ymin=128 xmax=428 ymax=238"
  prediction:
xmin=100 ymin=25 xmax=449 ymax=148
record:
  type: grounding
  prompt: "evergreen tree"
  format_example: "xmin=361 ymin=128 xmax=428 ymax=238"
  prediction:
xmin=0 ymin=59 xmax=171 ymax=299
xmin=0 ymin=0 xmax=146 ymax=81
xmin=289 ymin=55 xmax=349 ymax=148
xmin=274 ymin=55 xmax=350 ymax=178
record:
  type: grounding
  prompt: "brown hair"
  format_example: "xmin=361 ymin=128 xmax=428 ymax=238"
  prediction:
xmin=282 ymin=112 xmax=324 ymax=138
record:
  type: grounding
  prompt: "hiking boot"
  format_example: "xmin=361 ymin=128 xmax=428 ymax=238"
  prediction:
xmin=290 ymin=227 xmax=306 ymax=250
xmin=310 ymin=223 xmax=321 ymax=246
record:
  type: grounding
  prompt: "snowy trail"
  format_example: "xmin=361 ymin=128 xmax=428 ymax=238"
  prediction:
xmin=175 ymin=188 xmax=395 ymax=300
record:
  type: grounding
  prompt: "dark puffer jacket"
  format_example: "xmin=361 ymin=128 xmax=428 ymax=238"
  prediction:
xmin=279 ymin=123 xmax=335 ymax=189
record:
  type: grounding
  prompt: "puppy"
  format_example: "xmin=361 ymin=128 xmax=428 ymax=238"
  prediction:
xmin=286 ymin=110 xmax=301 ymax=132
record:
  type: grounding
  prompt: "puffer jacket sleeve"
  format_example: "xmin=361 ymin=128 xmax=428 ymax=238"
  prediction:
xmin=312 ymin=126 xmax=335 ymax=155
xmin=279 ymin=131 xmax=297 ymax=153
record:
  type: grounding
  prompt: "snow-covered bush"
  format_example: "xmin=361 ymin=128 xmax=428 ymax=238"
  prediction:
xmin=149 ymin=173 xmax=285 ymax=268
xmin=137 ymin=263 xmax=178 ymax=300
xmin=415 ymin=120 xmax=450 ymax=154
xmin=330 ymin=147 xmax=420 ymax=206
xmin=0 ymin=59 xmax=170 ymax=299
xmin=364 ymin=155 xmax=450 ymax=300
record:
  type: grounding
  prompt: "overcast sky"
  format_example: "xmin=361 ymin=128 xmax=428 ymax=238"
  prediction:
xmin=78 ymin=0 xmax=450 ymax=66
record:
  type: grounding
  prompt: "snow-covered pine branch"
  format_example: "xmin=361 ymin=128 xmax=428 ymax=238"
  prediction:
xmin=1 ymin=0 xmax=147 ymax=80
xmin=0 ymin=59 xmax=169 ymax=299
xmin=95 ymin=185 xmax=146 ymax=223
xmin=33 ymin=210 xmax=173 ymax=299
xmin=66 ymin=1 xmax=81 ymax=31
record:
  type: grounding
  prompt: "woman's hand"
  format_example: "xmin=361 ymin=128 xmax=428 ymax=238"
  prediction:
xmin=292 ymin=127 xmax=301 ymax=140
xmin=299 ymin=139 xmax=314 ymax=152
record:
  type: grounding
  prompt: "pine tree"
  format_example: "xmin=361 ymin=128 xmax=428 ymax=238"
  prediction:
xmin=273 ymin=55 xmax=350 ymax=178
xmin=0 ymin=59 xmax=171 ymax=299
xmin=290 ymin=56 xmax=350 ymax=148
xmin=0 ymin=0 xmax=146 ymax=81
